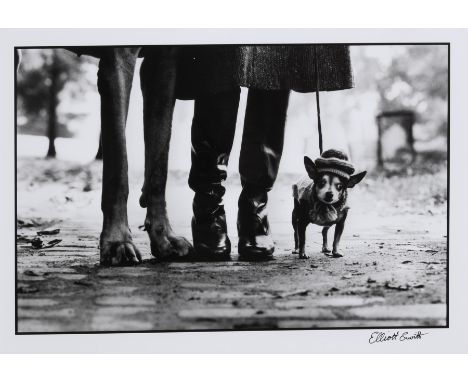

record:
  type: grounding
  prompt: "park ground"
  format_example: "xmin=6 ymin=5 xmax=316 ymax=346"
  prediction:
xmin=16 ymin=156 xmax=447 ymax=332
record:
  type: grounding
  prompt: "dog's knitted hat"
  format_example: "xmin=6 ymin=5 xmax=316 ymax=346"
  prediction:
xmin=315 ymin=149 xmax=355 ymax=180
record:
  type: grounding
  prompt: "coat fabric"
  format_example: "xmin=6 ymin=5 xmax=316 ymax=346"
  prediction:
xmin=238 ymin=45 xmax=354 ymax=92
xmin=176 ymin=45 xmax=353 ymax=98
xmin=68 ymin=45 xmax=354 ymax=99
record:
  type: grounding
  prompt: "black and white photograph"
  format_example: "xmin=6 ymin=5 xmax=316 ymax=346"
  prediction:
xmin=14 ymin=41 xmax=448 ymax=333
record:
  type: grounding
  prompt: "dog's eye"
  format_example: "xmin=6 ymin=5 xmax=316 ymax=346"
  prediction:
xmin=319 ymin=179 xmax=327 ymax=188
xmin=336 ymin=183 xmax=343 ymax=191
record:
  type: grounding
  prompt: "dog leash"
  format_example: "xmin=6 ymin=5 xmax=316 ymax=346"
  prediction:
xmin=314 ymin=45 xmax=323 ymax=155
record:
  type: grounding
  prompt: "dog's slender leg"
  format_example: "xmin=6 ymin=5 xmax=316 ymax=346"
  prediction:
xmin=332 ymin=211 xmax=347 ymax=258
xmin=322 ymin=226 xmax=331 ymax=254
xmin=98 ymin=47 xmax=142 ymax=266
xmin=297 ymin=220 xmax=309 ymax=259
xmin=292 ymin=200 xmax=299 ymax=254
xmin=139 ymin=47 xmax=193 ymax=260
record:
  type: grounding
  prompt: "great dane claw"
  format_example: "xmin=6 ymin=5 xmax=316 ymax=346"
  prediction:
xmin=100 ymin=241 xmax=142 ymax=266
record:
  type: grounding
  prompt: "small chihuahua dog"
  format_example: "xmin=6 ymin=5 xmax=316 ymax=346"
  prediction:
xmin=292 ymin=149 xmax=366 ymax=259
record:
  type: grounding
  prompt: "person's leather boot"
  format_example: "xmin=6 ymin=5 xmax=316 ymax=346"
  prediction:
xmin=188 ymin=89 xmax=240 ymax=261
xmin=237 ymin=190 xmax=275 ymax=261
xmin=192 ymin=195 xmax=231 ymax=260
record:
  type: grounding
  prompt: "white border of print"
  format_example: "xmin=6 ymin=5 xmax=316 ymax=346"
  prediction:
xmin=1 ymin=28 xmax=466 ymax=353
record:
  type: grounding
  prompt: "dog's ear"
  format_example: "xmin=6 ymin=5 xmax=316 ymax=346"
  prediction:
xmin=304 ymin=156 xmax=317 ymax=180
xmin=347 ymin=171 xmax=367 ymax=188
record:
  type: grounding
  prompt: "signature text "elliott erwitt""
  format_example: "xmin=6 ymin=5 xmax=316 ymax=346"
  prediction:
xmin=368 ymin=331 xmax=428 ymax=344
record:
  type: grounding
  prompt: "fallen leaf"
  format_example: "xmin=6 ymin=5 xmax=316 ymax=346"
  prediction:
xmin=384 ymin=281 xmax=410 ymax=291
xmin=18 ymin=286 xmax=39 ymax=294
xmin=43 ymin=239 xmax=62 ymax=248
xmin=17 ymin=235 xmax=32 ymax=243
xmin=24 ymin=270 xmax=41 ymax=277
xmin=74 ymin=280 xmax=94 ymax=287
xmin=280 ymin=289 xmax=310 ymax=298
xmin=37 ymin=228 xmax=60 ymax=236
xmin=17 ymin=218 xmax=40 ymax=228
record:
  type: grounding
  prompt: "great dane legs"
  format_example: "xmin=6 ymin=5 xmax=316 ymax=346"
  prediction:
xmin=98 ymin=47 xmax=142 ymax=265
xmin=139 ymin=47 xmax=192 ymax=259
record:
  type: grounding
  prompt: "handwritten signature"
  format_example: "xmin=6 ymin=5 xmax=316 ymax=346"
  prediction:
xmin=368 ymin=331 xmax=428 ymax=344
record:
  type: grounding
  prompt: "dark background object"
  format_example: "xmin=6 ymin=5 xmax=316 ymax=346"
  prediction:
xmin=376 ymin=109 xmax=416 ymax=170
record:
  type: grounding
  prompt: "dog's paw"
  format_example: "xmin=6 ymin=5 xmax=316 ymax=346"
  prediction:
xmin=322 ymin=246 xmax=331 ymax=254
xmin=332 ymin=251 xmax=343 ymax=258
xmin=100 ymin=241 xmax=142 ymax=266
xmin=292 ymin=248 xmax=299 ymax=254
xmin=100 ymin=226 xmax=142 ymax=266
xmin=298 ymin=253 xmax=310 ymax=259
xmin=148 ymin=230 xmax=193 ymax=261
xmin=145 ymin=216 xmax=193 ymax=261
xmin=168 ymin=235 xmax=193 ymax=258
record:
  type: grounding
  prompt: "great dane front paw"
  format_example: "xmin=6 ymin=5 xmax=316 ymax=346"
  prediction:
xmin=100 ymin=240 xmax=142 ymax=266
xmin=151 ymin=235 xmax=193 ymax=260
xmin=100 ymin=227 xmax=142 ymax=266
xmin=298 ymin=252 xmax=310 ymax=259
xmin=150 ymin=234 xmax=193 ymax=260
xmin=146 ymin=220 xmax=193 ymax=260
xmin=332 ymin=251 xmax=343 ymax=258
xmin=322 ymin=246 xmax=331 ymax=254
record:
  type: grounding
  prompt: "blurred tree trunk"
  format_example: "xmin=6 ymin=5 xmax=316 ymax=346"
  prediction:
xmin=46 ymin=54 xmax=59 ymax=158
xmin=95 ymin=132 xmax=103 ymax=160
